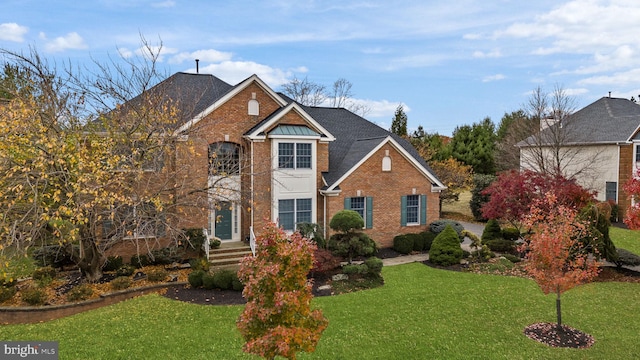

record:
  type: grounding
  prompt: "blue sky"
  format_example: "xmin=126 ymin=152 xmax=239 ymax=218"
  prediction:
xmin=2 ymin=0 xmax=640 ymax=136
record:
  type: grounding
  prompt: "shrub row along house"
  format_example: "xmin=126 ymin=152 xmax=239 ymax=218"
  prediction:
xmin=518 ymin=95 xmax=640 ymax=219
xmin=109 ymin=71 xmax=445 ymax=257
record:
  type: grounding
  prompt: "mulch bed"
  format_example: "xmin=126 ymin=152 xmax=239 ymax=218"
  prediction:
xmin=524 ymin=322 xmax=595 ymax=348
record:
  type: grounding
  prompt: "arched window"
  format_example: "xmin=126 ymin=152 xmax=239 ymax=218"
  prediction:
xmin=208 ymin=142 xmax=240 ymax=176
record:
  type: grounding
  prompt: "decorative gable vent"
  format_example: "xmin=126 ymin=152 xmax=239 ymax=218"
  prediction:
xmin=382 ymin=149 xmax=392 ymax=171
xmin=248 ymin=92 xmax=259 ymax=115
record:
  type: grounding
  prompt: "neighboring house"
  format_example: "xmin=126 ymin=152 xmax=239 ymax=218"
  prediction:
xmin=115 ymin=72 xmax=446 ymax=250
xmin=518 ymin=96 xmax=640 ymax=217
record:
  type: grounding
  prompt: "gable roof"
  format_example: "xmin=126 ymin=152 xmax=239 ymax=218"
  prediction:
xmin=244 ymin=102 xmax=335 ymax=142
xmin=175 ymin=74 xmax=288 ymax=134
xmin=519 ymin=97 xmax=640 ymax=147
xmin=300 ymin=105 xmax=445 ymax=190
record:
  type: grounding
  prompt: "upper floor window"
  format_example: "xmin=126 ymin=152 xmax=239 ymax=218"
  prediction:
xmin=278 ymin=142 xmax=312 ymax=169
xmin=209 ymin=142 xmax=240 ymax=176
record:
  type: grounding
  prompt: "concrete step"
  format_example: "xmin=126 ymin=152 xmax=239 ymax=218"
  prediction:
xmin=208 ymin=242 xmax=252 ymax=270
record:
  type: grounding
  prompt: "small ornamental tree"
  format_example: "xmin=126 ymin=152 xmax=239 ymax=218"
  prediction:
xmin=237 ymin=222 xmax=328 ymax=360
xmin=328 ymin=210 xmax=376 ymax=263
xmin=623 ymin=168 xmax=640 ymax=229
xmin=520 ymin=193 xmax=601 ymax=329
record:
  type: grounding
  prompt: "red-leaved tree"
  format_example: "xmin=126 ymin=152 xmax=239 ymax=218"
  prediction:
xmin=481 ymin=170 xmax=595 ymax=230
xmin=520 ymin=193 xmax=601 ymax=328
xmin=623 ymin=168 xmax=640 ymax=229
xmin=237 ymin=222 xmax=328 ymax=360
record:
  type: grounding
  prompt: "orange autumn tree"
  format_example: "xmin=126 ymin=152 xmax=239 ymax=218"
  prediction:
xmin=237 ymin=222 xmax=328 ymax=360
xmin=623 ymin=168 xmax=640 ymax=229
xmin=520 ymin=193 xmax=601 ymax=328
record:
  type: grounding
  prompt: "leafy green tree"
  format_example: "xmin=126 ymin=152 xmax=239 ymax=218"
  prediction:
xmin=390 ymin=104 xmax=408 ymax=136
xmin=495 ymin=110 xmax=531 ymax=171
xmin=470 ymin=174 xmax=496 ymax=221
xmin=328 ymin=210 xmax=376 ymax=263
xmin=449 ymin=117 xmax=496 ymax=174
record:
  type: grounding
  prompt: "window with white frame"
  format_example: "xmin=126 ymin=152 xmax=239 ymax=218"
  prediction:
xmin=278 ymin=198 xmax=312 ymax=231
xmin=345 ymin=196 xmax=373 ymax=229
xmin=405 ymin=195 xmax=420 ymax=225
xmin=278 ymin=142 xmax=312 ymax=169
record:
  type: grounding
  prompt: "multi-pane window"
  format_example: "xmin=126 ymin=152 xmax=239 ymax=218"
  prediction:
xmin=278 ymin=143 xmax=312 ymax=169
xmin=350 ymin=197 xmax=365 ymax=219
xmin=406 ymin=195 xmax=420 ymax=224
xmin=278 ymin=198 xmax=312 ymax=231
xmin=103 ymin=202 xmax=166 ymax=239
xmin=209 ymin=142 xmax=240 ymax=176
xmin=346 ymin=196 xmax=372 ymax=229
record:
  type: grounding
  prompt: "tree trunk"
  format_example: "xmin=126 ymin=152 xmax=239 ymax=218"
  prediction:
xmin=556 ymin=287 xmax=562 ymax=330
xmin=68 ymin=236 xmax=105 ymax=283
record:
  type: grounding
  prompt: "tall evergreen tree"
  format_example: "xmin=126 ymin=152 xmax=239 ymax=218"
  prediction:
xmin=449 ymin=117 xmax=496 ymax=174
xmin=390 ymin=104 xmax=408 ymax=136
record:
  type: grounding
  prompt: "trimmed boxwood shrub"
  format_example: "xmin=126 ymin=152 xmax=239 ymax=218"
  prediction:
xmin=485 ymin=239 xmax=515 ymax=253
xmin=481 ymin=219 xmax=502 ymax=241
xmin=110 ymin=276 xmax=132 ymax=291
xmin=150 ymin=247 xmax=183 ymax=265
xmin=183 ymin=228 xmax=207 ymax=251
xmin=116 ymin=265 xmax=136 ymax=277
xmin=328 ymin=232 xmax=376 ymax=263
xmin=393 ymin=235 xmax=414 ymax=254
xmin=232 ymin=277 xmax=244 ymax=292
xmin=130 ymin=254 xmax=151 ymax=268
xmin=21 ymin=287 xmax=47 ymax=305
xmin=423 ymin=231 xmax=436 ymax=251
xmin=66 ymin=284 xmax=94 ymax=302
xmin=0 ymin=286 xmax=16 ymax=304
xmin=501 ymin=227 xmax=520 ymax=241
xmin=188 ymin=270 xmax=205 ymax=288
xmin=429 ymin=220 xmax=464 ymax=240
xmin=202 ymin=273 xmax=216 ymax=290
xmin=213 ymin=269 xmax=236 ymax=290
xmin=32 ymin=266 xmax=57 ymax=281
xmin=343 ymin=264 xmax=368 ymax=275
xmin=502 ymin=253 xmax=521 ymax=263
xmin=103 ymin=256 xmax=124 ymax=272
xmin=429 ymin=225 xmax=463 ymax=266
xmin=147 ymin=269 xmax=168 ymax=282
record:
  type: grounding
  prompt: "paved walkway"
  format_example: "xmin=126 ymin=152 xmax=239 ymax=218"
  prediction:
xmin=381 ymin=220 xmax=485 ymax=267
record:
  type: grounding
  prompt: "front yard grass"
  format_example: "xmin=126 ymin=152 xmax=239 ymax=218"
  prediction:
xmin=611 ymin=226 xmax=640 ymax=255
xmin=2 ymin=263 xmax=639 ymax=359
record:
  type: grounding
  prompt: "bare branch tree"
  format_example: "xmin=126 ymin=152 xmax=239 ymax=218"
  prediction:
xmin=280 ymin=76 xmax=326 ymax=106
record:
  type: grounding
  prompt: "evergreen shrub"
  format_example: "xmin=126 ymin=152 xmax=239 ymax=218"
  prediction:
xmin=429 ymin=225 xmax=463 ymax=266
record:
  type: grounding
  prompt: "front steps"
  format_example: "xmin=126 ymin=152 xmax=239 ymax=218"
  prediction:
xmin=208 ymin=241 xmax=253 ymax=270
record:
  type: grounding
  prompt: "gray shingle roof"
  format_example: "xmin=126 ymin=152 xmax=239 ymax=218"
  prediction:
xmin=521 ymin=97 xmax=640 ymax=146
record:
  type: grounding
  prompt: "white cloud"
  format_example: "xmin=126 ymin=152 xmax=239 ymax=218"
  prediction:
xmin=41 ymin=32 xmax=87 ymax=52
xmin=482 ymin=74 xmax=505 ymax=82
xmin=0 ymin=23 xmax=28 ymax=42
xmin=195 ymin=61 xmax=293 ymax=86
xmin=169 ymin=49 xmax=233 ymax=64
xmin=579 ymin=68 xmax=640 ymax=86
xmin=472 ymin=49 xmax=502 ymax=59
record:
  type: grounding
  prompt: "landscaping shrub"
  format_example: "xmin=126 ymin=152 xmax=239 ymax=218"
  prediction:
xmin=130 ymin=254 xmax=151 ymax=268
xmin=502 ymin=253 xmax=521 ymax=263
xmin=422 ymin=231 xmax=436 ymax=251
xmin=210 ymin=238 xmax=221 ymax=249
xmin=0 ymin=286 xmax=16 ymax=303
xmin=147 ymin=269 xmax=168 ymax=282
xmin=188 ymin=269 xmax=205 ymax=288
xmin=342 ymin=264 xmax=368 ymax=275
xmin=485 ymin=239 xmax=515 ymax=253
xmin=202 ymin=273 xmax=216 ymax=290
xmin=116 ymin=265 xmax=135 ymax=277
xmin=328 ymin=233 xmax=376 ymax=263
xmin=66 ymin=284 xmax=94 ymax=302
xmin=183 ymin=228 xmax=206 ymax=251
xmin=393 ymin=235 xmax=414 ymax=254
xmin=31 ymin=245 xmax=76 ymax=268
xmin=21 ymin=287 xmax=48 ymax=305
xmin=150 ymin=247 xmax=182 ymax=265
xmin=297 ymin=222 xmax=326 ymax=249
xmin=189 ymin=258 xmax=210 ymax=272
xmin=32 ymin=266 xmax=56 ymax=281
xmin=615 ymin=248 xmax=640 ymax=268
xmin=213 ymin=269 xmax=236 ymax=290
xmin=110 ymin=276 xmax=132 ymax=291
xmin=501 ymin=227 xmax=520 ymax=241
xmin=470 ymin=246 xmax=494 ymax=262
xmin=429 ymin=225 xmax=464 ymax=266
xmin=329 ymin=210 xmax=364 ymax=233
xmin=312 ymin=248 xmax=341 ymax=273
xmin=429 ymin=220 xmax=464 ymax=240
xmin=103 ymin=256 xmax=124 ymax=272
xmin=481 ymin=219 xmax=502 ymax=241
xmin=409 ymin=233 xmax=425 ymax=252
xmin=364 ymin=257 xmax=383 ymax=277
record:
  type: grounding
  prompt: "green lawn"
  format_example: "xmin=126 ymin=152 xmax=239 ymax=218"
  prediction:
xmin=611 ymin=226 xmax=640 ymax=255
xmin=2 ymin=263 xmax=639 ymax=359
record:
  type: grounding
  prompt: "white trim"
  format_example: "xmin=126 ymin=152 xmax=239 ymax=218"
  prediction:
xmin=325 ymin=136 xmax=446 ymax=191
xmin=173 ymin=74 xmax=288 ymax=135
xmin=245 ymin=103 xmax=336 ymax=142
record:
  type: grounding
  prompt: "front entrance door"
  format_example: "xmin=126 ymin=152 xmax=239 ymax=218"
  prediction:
xmin=215 ymin=202 xmax=233 ymax=240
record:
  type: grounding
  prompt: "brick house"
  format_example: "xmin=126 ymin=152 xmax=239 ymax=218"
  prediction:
xmin=119 ymin=72 xmax=445 ymax=250
xmin=519 ymin=96 xmax=640 ymax=219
